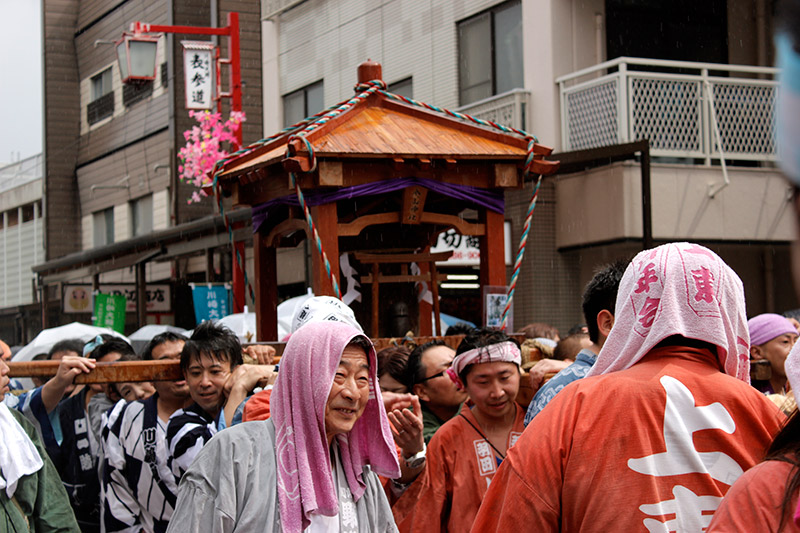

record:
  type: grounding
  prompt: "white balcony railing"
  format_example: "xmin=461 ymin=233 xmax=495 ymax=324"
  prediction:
xmin=456 ymin=88 xmax=531 ymax=135
xmin=557 ymin=57 xmax=778 ymax=163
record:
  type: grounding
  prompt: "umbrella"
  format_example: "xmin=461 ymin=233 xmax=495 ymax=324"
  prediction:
xmin=11 ymin=322 xmax=130 ymax=389
xmin=276 ymin=289 xmax=314 ymax=340
xmin=217 ymin=311 xmax=257 ymax=342
xmin=128 ymin=325 xmax=188 ymax=354
xmin=12 ymin=322 xmax=130 ymax=363
xmin=438 ymin=313 xmax=477 ymax=335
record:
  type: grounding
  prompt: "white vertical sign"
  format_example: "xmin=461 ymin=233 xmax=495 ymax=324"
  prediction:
xmin=182 ymin=41 xmax=215 ymax=110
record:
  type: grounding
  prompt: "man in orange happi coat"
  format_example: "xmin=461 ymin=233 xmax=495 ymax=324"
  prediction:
xmin=472 ymin=242 xmax=784 ymax=532
xmin=394 ymin=329 xmax=525 ymax=532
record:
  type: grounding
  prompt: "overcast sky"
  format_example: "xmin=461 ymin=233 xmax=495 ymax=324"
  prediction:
xmin=0 ymin=0 xmax=42 ymax=164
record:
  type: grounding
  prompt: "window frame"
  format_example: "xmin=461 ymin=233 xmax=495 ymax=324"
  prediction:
xmin=87 ymin=67 xmax=115 ymax=125
xmin=457 ymin=0 xmax=522 ymax=106
xmin=282 ymin=80 xmax=324 ymax=128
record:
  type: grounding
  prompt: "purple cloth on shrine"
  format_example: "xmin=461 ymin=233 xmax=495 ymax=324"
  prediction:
xmin=251 ymin=177 xmax=505 ymax=233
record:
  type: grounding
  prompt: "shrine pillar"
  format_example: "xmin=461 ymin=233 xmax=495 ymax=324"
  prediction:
xmin=309 ymin=203 xmax=340 ymax=297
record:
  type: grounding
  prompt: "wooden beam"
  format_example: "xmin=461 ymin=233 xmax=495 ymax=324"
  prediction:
xmin=8 ymin=360 xmax=183 ymax=383
xmin=339 ymin=212 xmax=401 ymax=237
xmin=371 ymin=263 xmax=380 ymax=338
xmin=417 ymin=261 xmax=433 ymax=336
xmin=265 ymin=218 xmax=307 ymax=247
xmin=318 ymin=161 xmax=343 ymax=186
xmin=310 ymin=203 xmax=340 ymax=296
xmin=254 ymin=231 xmax=278 ymax=341
xmin=480 ymin=209 xmax=507 ymax=318
xmin=494 ymin=163 xmax=519 ymax=188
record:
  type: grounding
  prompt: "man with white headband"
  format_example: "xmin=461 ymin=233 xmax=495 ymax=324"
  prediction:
xmin=394 ymin=328 xmax=524 ymax=532
xmin=473 ymin=242 xmax=783 ymax=532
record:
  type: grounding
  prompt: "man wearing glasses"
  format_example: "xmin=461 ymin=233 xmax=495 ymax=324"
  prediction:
xmin=406 ymin=341 xmax=468 ymax=444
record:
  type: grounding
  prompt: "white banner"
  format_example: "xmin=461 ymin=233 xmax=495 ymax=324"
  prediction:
xmin=430 ymin=223 xmax=512 ymax=267
xmin=183 ymin=42 xmax=215 ymax=110
xmin=63 ymin=284 xmax=171 ymax=314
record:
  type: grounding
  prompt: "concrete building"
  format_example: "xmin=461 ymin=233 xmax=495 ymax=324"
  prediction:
xmin=35 ymin=0 xmax=266 ymax=333
xmin=256 ymin=0 xmax=793 ymax=332
xmin=0 ymin=155 xmax=45 ymax=344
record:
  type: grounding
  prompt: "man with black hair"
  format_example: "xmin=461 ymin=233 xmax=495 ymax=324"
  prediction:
xmin=524 ymin=260 xmax=626 ymax=425
xmin=394 ymin=328 xmax=525 ymax=531
xmin=405 ymin=340 xmax=467 ymax=444
xmin=102 ymin=331 xmax=191 ymax=533
xmin=165 ymin=322 xmax=272 ymax=480
xmin=48 ymin=338 xmax=85 ymax=398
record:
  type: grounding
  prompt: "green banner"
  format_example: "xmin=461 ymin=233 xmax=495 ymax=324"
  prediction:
xmin=93 ymin=293 xmax=127 ymax=333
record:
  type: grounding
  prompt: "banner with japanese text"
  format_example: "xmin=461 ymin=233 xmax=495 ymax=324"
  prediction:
xmin=191 ymin=285 xmax=230 ymax=324
xmin=183 ymin=41 xmax=215 ymax=110
xmin=93 ymin=293 xmax=127 ymax=333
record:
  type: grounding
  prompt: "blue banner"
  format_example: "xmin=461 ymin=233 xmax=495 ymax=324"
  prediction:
xmin=192 ymin=285 xmax=231 ymax=324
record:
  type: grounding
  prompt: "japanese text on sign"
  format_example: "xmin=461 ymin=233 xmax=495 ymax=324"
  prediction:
xmin=183 ymin=42 xmax=215 ymax=110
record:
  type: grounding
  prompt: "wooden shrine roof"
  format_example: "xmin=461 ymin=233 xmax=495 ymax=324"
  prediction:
xmin=218 ymin=92 xmax=553 ymax=185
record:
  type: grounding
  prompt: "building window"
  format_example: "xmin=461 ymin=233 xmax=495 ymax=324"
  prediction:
xmin=93 ymin=208 xmax=114 ymax=247
xmin=389 ymin=77 xmax=413 ymax=99
xmin=123 ymin=82 xmax=153 ymax=108
xmin=87 ymin=67 xmax=115 ymax=125
xmin=458 ymin=1 xmax=522 ymax=106
xmin=21 ymin=203 xmax=35 ymax=223
xmin=283 ymin=81 xmax=324 ymax=127
xmin=131 ymin=195 xmax=153 ymax=237
xmin=161 ymin=62 xmax=169 ymax=88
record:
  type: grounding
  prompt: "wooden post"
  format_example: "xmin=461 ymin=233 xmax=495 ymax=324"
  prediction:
xmin=206 ymin=248 xmax=215 ymax=281
xmin=430 ymin=260 xmax=442 ymax=336
xmin=39 ymin=280 xmax=48 ymax=329
xmin=232 ymin=222 xmax=246 ymax=312
xmin=417 ymin=261 xmax=433 ymax=336
xmin=309 ymin=203 xmax=340 ymax=296
xmin=254 ymin=231 xmax=278 ymax=341
xmin=371 ymin=263 xmax=380 ymax=337
xmin=136 ymin=262 xmax=147 ymax=328
xmin=480 ymin=209 xmax=507 ymax=321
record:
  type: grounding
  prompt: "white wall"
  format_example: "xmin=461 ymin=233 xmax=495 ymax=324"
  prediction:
xmin=555 ymin=162 xmax=795 ymax=248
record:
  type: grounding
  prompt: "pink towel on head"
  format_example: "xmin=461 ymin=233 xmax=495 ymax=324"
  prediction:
xmin=271 ymin=321 xmax=400 ymax=533
xmin=586 ymin=242 xmax=750 ymax=382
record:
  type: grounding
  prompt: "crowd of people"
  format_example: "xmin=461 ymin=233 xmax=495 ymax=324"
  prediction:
xmin=3 ymin=3 xmax=800 ymax=532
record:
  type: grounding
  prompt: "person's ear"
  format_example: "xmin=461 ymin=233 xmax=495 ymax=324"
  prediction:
xmin=412 ymin=383 xmax=430 ymax=403
xmin=750 ymin=345 xmax=764 ymax=361
xmin=597 ymin=309 xmax=615 ymax=339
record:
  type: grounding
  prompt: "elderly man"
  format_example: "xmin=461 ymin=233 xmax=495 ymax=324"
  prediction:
xmin=166 ymin=321 xmax=399 ymax=532
xmin=406 ymin=341 xmax=467 ymax=444
xmin=472 ymin=243 xmax=784 ymax=532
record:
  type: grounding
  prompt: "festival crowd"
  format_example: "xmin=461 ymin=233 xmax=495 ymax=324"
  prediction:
xmin=3 ymin=4 xmax=800 ymax=532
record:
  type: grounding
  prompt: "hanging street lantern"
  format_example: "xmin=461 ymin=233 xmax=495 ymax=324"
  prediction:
xmin=116 ymin=32 xmax=159 ymax=84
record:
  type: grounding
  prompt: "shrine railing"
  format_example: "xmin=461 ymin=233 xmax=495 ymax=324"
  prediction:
xmin=557 ymin=57 xmax=779 ymax=163
xmin=456 ymin=88 xmax=531 ymax=135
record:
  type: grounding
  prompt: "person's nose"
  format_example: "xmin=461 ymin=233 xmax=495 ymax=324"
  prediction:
xmin=488 ymin=381 xmax=504 ymax=399
xmin=199 ymin=372 xmax=212 ymax=387
xmin=340 ymin=377 xmax=358 ymax=401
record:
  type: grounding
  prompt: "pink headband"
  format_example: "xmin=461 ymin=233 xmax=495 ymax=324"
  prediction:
xmin=446 ymin=341 xmax=521 ymax=390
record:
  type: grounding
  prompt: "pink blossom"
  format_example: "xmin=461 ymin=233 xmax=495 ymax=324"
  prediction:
xmin=178 ymin=110 xmax=247 ymax=203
